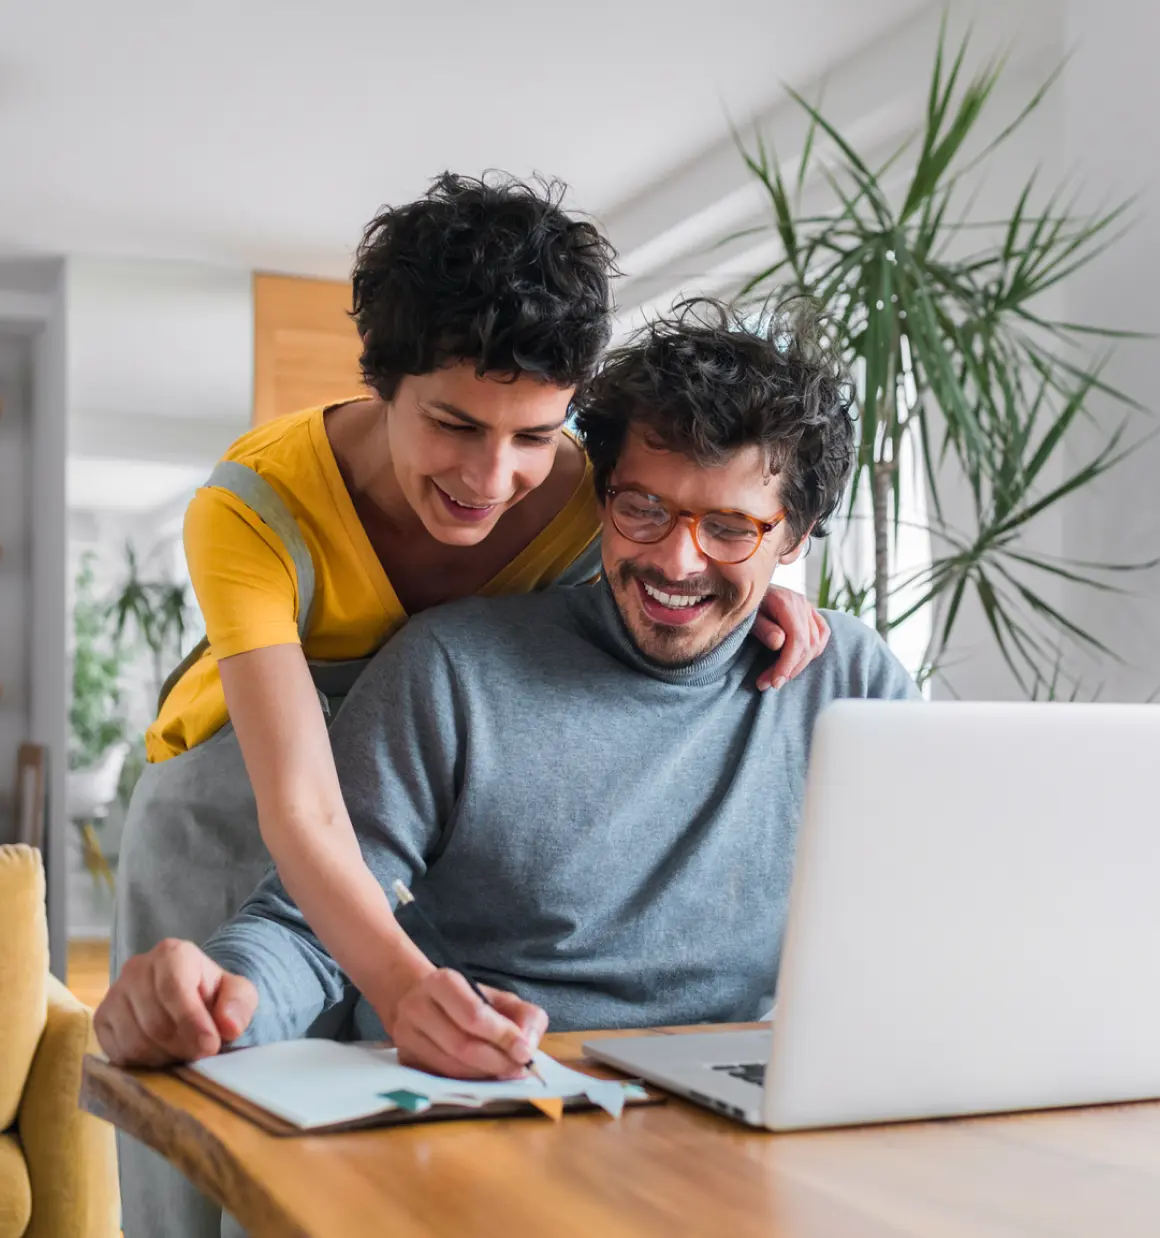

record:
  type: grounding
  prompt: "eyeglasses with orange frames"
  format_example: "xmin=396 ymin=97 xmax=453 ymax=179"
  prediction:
xmin=605 ymin=486 xmax=786 ymax=566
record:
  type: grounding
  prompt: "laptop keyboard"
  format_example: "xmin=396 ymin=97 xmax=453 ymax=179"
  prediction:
xmin=712 ymin=1062 xmax=766 ymax=1087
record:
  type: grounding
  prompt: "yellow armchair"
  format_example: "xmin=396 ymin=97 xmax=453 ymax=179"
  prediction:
xmin=0 ymin=845 xmax=119 ymax=1238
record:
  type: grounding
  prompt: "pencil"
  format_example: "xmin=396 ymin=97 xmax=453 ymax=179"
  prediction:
xmin=392 ymin=880 xmax=548 ymax=1086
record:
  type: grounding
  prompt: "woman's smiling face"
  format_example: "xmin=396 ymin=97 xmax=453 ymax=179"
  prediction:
xmin=386 ymin=364 xmax=576 ymax=545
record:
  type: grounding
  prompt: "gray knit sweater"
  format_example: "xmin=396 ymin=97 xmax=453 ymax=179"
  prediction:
xmin=206 ymin=580 xmax=919 ymax=1044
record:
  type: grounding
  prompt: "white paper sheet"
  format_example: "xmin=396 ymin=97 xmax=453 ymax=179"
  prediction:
xmin=188 ymin=1039 xmax=630 ymax=1129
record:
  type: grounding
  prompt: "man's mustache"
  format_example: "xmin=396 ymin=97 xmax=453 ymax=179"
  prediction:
xmin=616 ymin=562 xmax=740 ymax=608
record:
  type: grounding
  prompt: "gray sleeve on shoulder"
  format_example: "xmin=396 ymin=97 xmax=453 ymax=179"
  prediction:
xmin=331 ymin=616 xmax=462 ymax=870
xmin=869 ymin=637 xmax=924 ymax=701
xmin=202 ymin=618 xmax=466 ymax=1044
xmin=822 ymin=610 xmax=924 ymax=701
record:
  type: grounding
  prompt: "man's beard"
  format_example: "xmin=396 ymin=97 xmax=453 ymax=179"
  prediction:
xmin=613 ymin=560 xmax=742 ymax=666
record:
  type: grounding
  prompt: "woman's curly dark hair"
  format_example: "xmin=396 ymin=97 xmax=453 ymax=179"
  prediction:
xmin=572 ymin=298 xmax=856 ymax=544
xmin=350 ymin=171 xmax=617 ymax=400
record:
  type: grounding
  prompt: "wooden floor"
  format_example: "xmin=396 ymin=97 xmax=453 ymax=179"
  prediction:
xmin=68 ymin=937 xmax=111 ymax=1010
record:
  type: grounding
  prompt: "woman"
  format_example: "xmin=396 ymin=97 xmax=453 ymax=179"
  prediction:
xmin=113 ymin=172 xmax=828 ymax=1078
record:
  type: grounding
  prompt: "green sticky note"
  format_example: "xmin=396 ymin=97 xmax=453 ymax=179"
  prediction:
xmin=379 ymin=1089 xmax=431 ymax=1112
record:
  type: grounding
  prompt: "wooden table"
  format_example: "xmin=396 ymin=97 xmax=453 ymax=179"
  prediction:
xmin=82 ymin=1024 xmax=1160 ymax=1238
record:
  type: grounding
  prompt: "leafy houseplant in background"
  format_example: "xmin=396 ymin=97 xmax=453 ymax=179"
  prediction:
xmin=107 ymin=541 xmax=194 ymax=815
xmin=69 ymin=552 xmax=127 ymax=769
xmin=68 ymin=551 xmax=128 ymax=887
xmin=109 ymin=542 xmax=193 ymax=703
xmin=732 ymin=24 xmax=1153 ymax=694
xmin=67 ymin=543 xmax=195 ymax=889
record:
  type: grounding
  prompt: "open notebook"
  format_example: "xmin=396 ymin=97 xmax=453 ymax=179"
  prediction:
xmin=180 ymin=1039 xmax=656 ymax=1135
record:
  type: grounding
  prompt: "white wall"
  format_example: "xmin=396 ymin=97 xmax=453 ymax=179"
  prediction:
xmin=63 ymin=256 xmax=250 ymax=741
xmin=67 ymin=256 xmax=252 ymax=468
xmin=1059 ymin=0 xmax=1160 ymax=702
xmin=61 ymin=254 xmax=249 ymax=938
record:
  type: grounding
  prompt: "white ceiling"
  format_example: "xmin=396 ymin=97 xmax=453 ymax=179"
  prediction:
xmin=1 ymin=0 xmax=928 ymax=278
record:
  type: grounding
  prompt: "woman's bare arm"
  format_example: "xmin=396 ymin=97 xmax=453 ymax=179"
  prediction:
xmin=216 ymin=645 xmax=542 ymax=1075
xmin=219 ymin=646 xmax=428 ymax=1009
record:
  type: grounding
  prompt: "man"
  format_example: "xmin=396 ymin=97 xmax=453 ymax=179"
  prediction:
xmin=97 ymin=299 xmax=919 ymax=1080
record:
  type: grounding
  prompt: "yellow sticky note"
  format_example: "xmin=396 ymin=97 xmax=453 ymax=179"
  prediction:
xmin=528 ymin=1096 xmax=564 ymax=1122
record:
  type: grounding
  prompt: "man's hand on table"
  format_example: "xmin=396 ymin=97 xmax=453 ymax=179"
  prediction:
xmin=95 ymin=939 xmax=258 ymax=1067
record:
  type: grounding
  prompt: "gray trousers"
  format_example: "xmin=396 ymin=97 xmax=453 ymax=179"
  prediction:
xmin=112 ymin=723 xmax=272 ymax=1238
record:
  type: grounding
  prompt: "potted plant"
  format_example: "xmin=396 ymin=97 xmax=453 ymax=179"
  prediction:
xmin=67 ymin=552 xmax=129 ymax=888
xmin=729 ymin=23 xmax=1153 ymax=695
xmin=66 ymin=543 xmax=195 ymax=889
xmin=108 ymin=543 xmax=193 ymax=704
xmin=105 ymin=541 xmax=196 ymax=825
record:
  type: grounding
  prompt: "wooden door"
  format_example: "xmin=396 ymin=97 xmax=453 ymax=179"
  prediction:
xmin=252 ymin=274 xmax=366 ymax=425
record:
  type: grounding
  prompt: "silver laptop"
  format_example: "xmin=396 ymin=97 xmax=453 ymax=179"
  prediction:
xmin=585 ymin=699 xmax=1160 ymax=1130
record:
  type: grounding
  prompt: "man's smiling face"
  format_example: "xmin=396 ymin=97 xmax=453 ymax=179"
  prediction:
xmin=602 ymin=427 xmax=806 ymax=666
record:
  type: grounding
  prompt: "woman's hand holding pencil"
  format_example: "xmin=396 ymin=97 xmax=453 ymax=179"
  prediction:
xmin=386 ymin=881 xmax=549 ymax=1081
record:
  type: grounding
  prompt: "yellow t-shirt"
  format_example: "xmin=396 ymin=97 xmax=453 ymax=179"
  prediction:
xmin=146 ymin=402 xmax=600 ymax=762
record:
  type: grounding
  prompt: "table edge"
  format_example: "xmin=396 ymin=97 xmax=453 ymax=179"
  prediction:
xmin=82 ymin=1056 xmax=311 ymax=1238
xmin=79 ymin=1023 xmax=769 ymax=1237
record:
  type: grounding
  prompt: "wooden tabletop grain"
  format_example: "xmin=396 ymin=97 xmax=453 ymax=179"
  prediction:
xmin=82 ymin=1024 xmax=1160 ymax=1238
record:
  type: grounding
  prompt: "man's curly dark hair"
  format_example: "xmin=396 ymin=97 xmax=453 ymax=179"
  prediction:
xmin=350 ymin=171 xmax=617 ymax=400
xmin=572 ymin=298 xmax=856 ymax=544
